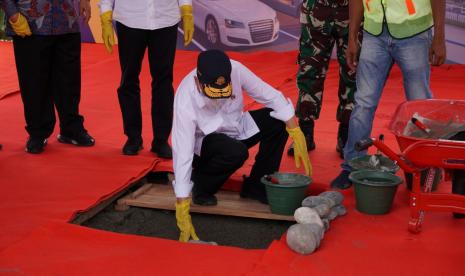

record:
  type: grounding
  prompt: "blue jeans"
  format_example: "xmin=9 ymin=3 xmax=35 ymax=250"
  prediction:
xmin=342 ymin=27 xmax=433 ymax=171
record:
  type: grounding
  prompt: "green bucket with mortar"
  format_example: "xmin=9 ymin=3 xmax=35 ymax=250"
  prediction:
xmin=349 ymin=155 xmax=399 ymax=174
xmin=349 ymin=170 xmax=403 ymax=215
xmin=261 ymin=172 xmax=311 ymax=216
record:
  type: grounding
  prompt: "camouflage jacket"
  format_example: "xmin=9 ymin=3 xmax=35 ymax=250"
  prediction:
xmin=1 ymin=0 xmax=80 ymax=35
xmin=301 ymin=0 xmax=349 ymax=14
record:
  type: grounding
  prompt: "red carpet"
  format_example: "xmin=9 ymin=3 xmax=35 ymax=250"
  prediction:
xmin=0 ymin=41 xmax=464 ymax=275
xmin=0 ymin=43 xmax=116 ymax=99
xmin=0 ymin=221 xmax=262 ymax=275
xmin=0 ymin=42 xmax=18 ymax=99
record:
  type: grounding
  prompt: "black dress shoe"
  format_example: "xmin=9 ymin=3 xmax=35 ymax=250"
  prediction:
xmin=240 ymin=188 xmax=268 ymax=204
xmin=193 ymin=194 xmax=218 ymax=206
xmin=57 ymin=131 xmax=95 ymax=147
xmin=330 ymin=170 xmax=352 ymax=190
xmin=453 ymin=213 xmax=465 ymax=219
xmin=240 ymin=176 xmax=268 ymax=204
xmin=122 ymin=137 xmax=143 ymax=155
xmin=287 ymin=139 xmax=316 ymax=156
xmin=25 ymin=137 xmax=47 ymax=154
xmin=151 ymin=141 xmax=172 ymax=159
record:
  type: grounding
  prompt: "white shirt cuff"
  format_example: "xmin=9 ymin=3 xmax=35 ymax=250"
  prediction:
xmin=178 ymin=0 xmax=192 ymax=7
xmin=172 ymin=179 xmax=193 ymax=198
xmin=269 ymin=98 xmax=295 ymax=122
xmin=98 ymin=2 xmax=113 ymax=14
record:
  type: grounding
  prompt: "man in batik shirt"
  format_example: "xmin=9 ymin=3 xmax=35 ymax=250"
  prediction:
xmin=1 ymin=0 xmax=95 ymax=153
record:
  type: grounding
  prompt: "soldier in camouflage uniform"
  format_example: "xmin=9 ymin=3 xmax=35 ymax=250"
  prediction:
xmin=288 ymin=0 xmax=360 ymax=158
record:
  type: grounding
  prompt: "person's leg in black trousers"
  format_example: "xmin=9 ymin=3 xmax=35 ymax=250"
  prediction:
xmin=116 ymin=22 xmax=148 ymax=153
xmin=147 ymin=24 xmax=178 ymax=158
xmin=192 ymin=133 xmax=249 ymax=205
xmin=52 ymin=33 xmax=85 ymax=137
xmin=13 ymin=35 xmax=55 ymax=153
xmin=450 ymin=131 xmax=465 ymax=218
xmin=240 ymin=108 xmax=289 ymax=203
xmin=452 ymin=169 xmax=465 ymax=219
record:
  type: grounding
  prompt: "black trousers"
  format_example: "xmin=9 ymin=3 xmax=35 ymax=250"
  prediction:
xmin=192 ymin=108 xmax=289 ymax=197
xmin=450 ymin=131 xmax=465 ymax=197
xmin=12 ymin=33 xmax=85 ymax=139
xmin=116 ymin=22 xmax=177 ymax=144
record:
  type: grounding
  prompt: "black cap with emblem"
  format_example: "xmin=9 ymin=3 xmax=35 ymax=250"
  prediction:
xmin=197 ymin=49 xmax=232 ymax=99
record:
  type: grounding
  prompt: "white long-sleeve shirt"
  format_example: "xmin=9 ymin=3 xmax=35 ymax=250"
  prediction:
xmin=99 ymin=0 xmax=192 ymax=30
xmin=172 ymin=60 xmax=295 ymax=198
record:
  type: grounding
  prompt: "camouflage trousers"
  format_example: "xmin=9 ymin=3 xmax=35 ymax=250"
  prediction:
xmin=296 ymin=3 xmax=360 ymax=124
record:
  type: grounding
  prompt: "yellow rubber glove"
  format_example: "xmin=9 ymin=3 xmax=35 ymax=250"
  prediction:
xmin=180 ymin=5 xmax=194 ymax=46
xmin=175 ymin=198 xmax=199 ymax=242
xmin=100 ymin=11 xmax=115 ymax=54
xmin=9 ymin=13 xmax=32 ymax=37
xmin=286 ymin=127 xmax=313 ymax=176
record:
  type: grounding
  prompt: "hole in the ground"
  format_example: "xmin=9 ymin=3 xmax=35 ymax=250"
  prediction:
xmin=78 ymin=172 xmax=292 ymax=249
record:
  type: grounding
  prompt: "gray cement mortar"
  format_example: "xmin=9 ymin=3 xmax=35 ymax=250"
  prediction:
xmin=81 ymin=172 xmax=292 ymax=249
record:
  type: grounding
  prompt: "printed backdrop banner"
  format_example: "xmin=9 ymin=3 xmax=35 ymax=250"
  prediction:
xmin=1 ymin=1 xmax=464 ymax=63
xmin=79 ymin=0 xmax=465 ymax=64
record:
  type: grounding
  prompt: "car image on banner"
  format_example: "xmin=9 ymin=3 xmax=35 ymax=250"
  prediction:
xmin=193 ymin=0 xmax=280 ymax=47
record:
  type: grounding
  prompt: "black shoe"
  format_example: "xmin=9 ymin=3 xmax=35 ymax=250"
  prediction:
xmin=122 ymin=137 xmax=143 ymax=155
xmin=57 ymin=131 xmax=95 ymax=147
xmin=287 ymin=139 xmax=316 ymax=156
xmin=151 ymin=141 xmax=172 ymax=159
xmin=336 ymin=123 xmax=349 ymax=159
xmin=25 ymin=137 xmax=47 ymax=154
xmin=240 ymin=189 xmax=269 ymax=204
xmin=287 ymin=143 xmax=294 ymax=156
xmin=330 ymin=170 xmax=352 ymax=190
xmin=453 ymin=213 xmax=465 ymax=219
xmin=193 ymin=194 xmax=218 ymax=206
xmin=240 ymin=176 xmax=268 ymax=204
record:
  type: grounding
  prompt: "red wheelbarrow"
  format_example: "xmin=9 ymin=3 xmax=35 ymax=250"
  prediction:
xmin=355 ymin=99 xmax=465 ymax=233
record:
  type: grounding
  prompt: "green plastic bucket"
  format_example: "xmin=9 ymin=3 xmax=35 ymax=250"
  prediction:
xmin=349 ymin=170 xmax=403 ymax=215
xmin=261 ymin=173 xmax=312 ymax=216
xmin=349 ymin=155 xmax=399 ymax=174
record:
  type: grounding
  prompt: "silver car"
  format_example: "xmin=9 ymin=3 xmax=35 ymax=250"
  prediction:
xmin=193 ymin=0 xmax=280 ymax=47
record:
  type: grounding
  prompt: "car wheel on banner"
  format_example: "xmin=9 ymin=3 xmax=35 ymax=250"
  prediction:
xmin=205 ymin=16 xmax=221 ymax=47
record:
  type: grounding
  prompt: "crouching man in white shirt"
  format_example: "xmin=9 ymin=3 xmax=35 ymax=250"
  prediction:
xmin=173 ymin=50 xmax=312 ymax=242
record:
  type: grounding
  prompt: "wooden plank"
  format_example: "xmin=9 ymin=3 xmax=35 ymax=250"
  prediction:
xmin=130 ymin=183 xmax=153 ymax=199
xmin=114 ymin=193 xmax=132 ymax=211
xmin=123 ymin=184 xmax=295 ymax=221
xmin=71 ymin=182 xmax=137 ymax=224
